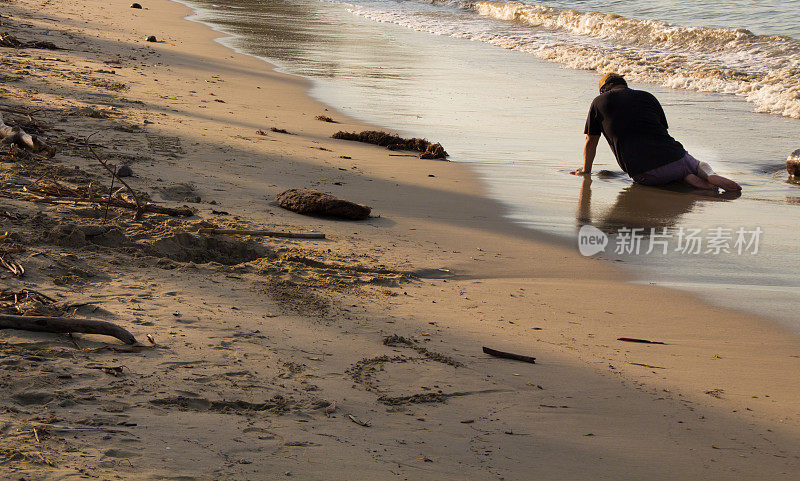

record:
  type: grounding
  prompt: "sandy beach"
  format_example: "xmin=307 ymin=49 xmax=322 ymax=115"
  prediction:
xmin=0 ymin=0 xmax=799 ymax=479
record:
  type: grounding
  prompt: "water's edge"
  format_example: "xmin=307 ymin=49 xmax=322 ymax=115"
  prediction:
xmin=170 ymin=0 xmax=799 ymax=332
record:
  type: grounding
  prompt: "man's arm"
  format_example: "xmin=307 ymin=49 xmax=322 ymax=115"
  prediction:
xmin=572 ymin=134 xmax=600 ymax=175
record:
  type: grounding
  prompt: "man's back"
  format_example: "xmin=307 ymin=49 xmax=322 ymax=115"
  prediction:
xmin=584 ymin=87 xmax=685 ymax=176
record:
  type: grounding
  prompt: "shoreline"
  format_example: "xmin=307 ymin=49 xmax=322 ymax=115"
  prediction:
xmin=0 ymin=0 xmax=798 ymax=478
xmin=177 ymin=0 xmax=800 ymax=330
xmin=176 ymin=0 xmax=800 ymax=362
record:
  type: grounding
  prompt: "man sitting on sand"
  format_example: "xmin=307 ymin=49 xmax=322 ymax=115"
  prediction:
xmin=572 ymin=73 xmax=741 ymax=192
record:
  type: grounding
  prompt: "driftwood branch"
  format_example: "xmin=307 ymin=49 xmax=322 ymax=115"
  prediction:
xmin=0 ymin=314 xmax=137 ymax=344
xmin=197 ymin=228 xmax=325 ymax=239
xmin=27 ymin=424 xmax=133 ymax=434
xmin=0 ymin=112 xmax=55 ymax=157
xmin=85 ymin=132 xmax=144 ymax=220
xmin=482 ymin=346 xmax=536 ymax=364
xmin=16 ymin=190 xmax=193 ymax=217
xmin=104 ymin=164 xmax=117 ymax=222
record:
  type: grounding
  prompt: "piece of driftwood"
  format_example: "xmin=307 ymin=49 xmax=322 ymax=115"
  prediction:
xmin=0 ymin=314 xmax=137 ymax=344
xmin=347 ymin=414 xmax=371 ymax=427
xmin=22 ymin=192 xmax=193 ymax=217
xmin=197 ymin=228 xmax=325 ymax=239
xmin=0 ymin=113 xmax=55 ymax=157
xmin=482 ymin=346 xmax=536 ymax=364
xmin=29 ymin=424 xmax=133 ymax=434
xmin=617 ymin=337 xmax=666 ymax=345
xmin=276 ymin=189 xmax=371 ymax=220
xmin=630 ymin=362 xmax=666 ymax=369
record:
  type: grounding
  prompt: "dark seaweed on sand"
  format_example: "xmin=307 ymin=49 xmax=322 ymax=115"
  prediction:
xmin=332 ymin=130 xmax=448 ymax=159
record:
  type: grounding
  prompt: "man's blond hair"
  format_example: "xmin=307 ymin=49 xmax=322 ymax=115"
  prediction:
xmin=599 ymin=73 xmax=627 ymax=93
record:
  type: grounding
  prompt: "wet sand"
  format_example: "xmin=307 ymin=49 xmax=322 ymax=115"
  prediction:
xmin=0 ymin=0 xmax=799 ymax=479
xmin=179 ymin=0 xmax=800 ymax=328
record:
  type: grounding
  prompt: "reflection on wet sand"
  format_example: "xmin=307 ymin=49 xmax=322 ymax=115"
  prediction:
xmin=190 ymin=0 xmax=417 ymax=81
xmin=577 ymin=176 xmax=741 ymax=232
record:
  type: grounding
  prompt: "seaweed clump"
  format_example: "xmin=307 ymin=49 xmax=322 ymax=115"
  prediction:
xmin=332 ymin=130 xmax=448 ymax=159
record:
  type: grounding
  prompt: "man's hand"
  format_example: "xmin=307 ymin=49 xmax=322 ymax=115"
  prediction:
xmin=570 ymin=167 xmax=590 ymax=176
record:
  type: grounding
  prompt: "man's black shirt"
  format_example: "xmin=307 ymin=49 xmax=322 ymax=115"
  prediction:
xmin=584 ymin=87 xmax=686 ymax=176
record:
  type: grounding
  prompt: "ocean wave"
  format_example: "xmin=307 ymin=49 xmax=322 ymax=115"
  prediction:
xmin=464 ymin=1 xmax=798 ymax=56
xmin=347 ymin=0 xmax=800 ymax=119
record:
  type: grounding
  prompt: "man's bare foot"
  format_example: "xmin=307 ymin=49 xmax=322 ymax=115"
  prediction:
xmin=684 ymin=174 xmax=716 ymax=190
xmin=707 ymin=174 xmax=742 ymax=191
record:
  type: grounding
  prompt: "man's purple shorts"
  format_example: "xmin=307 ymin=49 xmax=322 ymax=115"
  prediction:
xmin=632 ymin=152 xmax=699 ymax=186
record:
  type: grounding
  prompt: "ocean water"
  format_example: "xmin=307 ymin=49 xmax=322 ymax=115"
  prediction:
xmin=500 ymin=0 xmax=800 ymax=39
xmin=340 ymin=0 xmax=800 ymax=118
xmin=179 ymin=0 xmax=800 ymax=327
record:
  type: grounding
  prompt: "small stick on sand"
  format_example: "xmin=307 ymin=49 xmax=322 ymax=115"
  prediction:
xmin=0 ymin=314 xmax=137 ymax=344
xmin=617 ymin=337 xmax=666 ymax=345
xmin=85 ymin=132 xmax=144 ymax=220
xmin=197 ymin=228 xmax=325 ymax=239
xmin=104 ymin=164 xmax=117 ymax=222
xmin=347 ymin=414 xmax=371 ymax=427
xmin=482 ymin=346 xmax=536 ymax=364
xmin=630 ymin=362 xmax=666 ymax=369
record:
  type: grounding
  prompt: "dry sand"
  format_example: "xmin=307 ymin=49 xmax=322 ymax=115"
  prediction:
xmin=0 ymin=0 xmax=798 ymax=479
